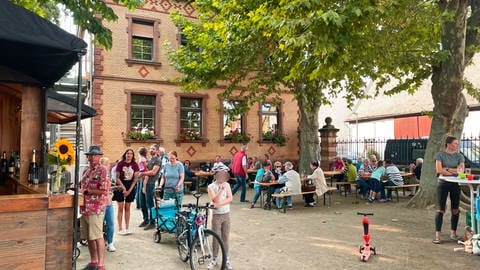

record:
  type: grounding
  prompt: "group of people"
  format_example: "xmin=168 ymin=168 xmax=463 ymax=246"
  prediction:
xmin=79 ymin=144 xmax=234 ymax=270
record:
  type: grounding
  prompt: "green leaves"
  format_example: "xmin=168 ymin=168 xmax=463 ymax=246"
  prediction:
xmin=15 ymin=0 xmax=144 ymax=50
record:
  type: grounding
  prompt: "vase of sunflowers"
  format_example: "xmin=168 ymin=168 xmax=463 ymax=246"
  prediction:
xmin=47 ymin=139 xmax=75 ymax=194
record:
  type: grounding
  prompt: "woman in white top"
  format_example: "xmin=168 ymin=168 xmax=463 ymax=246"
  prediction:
xmin=303 ymin=160 xmax=328 ymax=207
xmin=208 ymin=169 xmax=233 ymax=269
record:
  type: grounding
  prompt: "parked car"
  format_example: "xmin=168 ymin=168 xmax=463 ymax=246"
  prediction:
xmin=384 ymin=139 xmax=480 ymax=168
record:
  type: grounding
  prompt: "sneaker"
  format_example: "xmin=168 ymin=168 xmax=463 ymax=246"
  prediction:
xmin=207 ymin=258 xmax=217 ymax=270
xmin=144 ymin=223 xmax=156 ymax=230
xmin=124 ymin=229 xmax=132 ymax=235
xmin=378 ymin=199 xmax=387 ymax=203
xmin=288 ymin=205 xmax=293 ymax=209
xmin=368 ymin=197 xmax=375 ymax=203
xmin=249 ymin=203 xmax=255 ymax=209
xmin=226 ymin=260 xmax=233 ymax=270
xmin=81 ymin=263 xmax=98 ymax=270
xmin=107 ymin=243 xmax=116 ymax=252
xmin=386 ymin=198 xmax=392 ymax=202
xmin=304 ymin=203 xmax=313 ymax=208
xmin=139 ymin=220 xmax=148 ymax=227
xmin=117 ymin=229 xmax=126 ymax=235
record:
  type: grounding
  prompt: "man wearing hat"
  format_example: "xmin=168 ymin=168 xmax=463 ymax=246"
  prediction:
xmin=80 ymin=146 xmax=109 ymax=270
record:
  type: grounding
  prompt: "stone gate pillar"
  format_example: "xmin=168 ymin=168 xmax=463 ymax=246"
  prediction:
xmin=318 ymin=117 xmax=339 ymax=171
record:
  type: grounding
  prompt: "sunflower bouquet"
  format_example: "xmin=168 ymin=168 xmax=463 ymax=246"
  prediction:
xmin=47 ymin=139 xmax=75 ymax=193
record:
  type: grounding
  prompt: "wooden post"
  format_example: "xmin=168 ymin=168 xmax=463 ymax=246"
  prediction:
xmin=318 ymin=117 xmax=339 ymax=171
xmin=20 ymin=85 xmax=43 ymax=184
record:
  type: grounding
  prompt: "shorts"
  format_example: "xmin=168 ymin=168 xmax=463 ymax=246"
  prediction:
xmin=113 ymin=179 xmax=136 ymax=203
xmin=80 ymin=214 xmax=104 ymax=240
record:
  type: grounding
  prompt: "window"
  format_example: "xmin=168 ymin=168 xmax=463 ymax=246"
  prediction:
xmin=131 ymin=20 xmax=154 ymax=61
xmin=261 ymin=102 xmax=280 ymax=134
xmin=177 ymin=27 xmax=188 ymax=46
xmin=223 ymin=100 xmax=246 ymax=140
xmin=126 ymin=16 xmax=161 ymax=67
xmin=131 ymin=94 xmax=156 ymax=129
xmin=180 ymin=97 xmax=203 ymax=136
xmin=132 ymin=36 xmax=152 ymax=61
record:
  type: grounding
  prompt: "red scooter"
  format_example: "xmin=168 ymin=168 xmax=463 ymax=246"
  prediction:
xmin=357 ymin=212 xmax=376 ymax=262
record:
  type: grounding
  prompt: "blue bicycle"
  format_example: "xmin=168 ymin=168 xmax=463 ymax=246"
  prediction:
xmin=176 ymin=192 xmax=226 ymax=270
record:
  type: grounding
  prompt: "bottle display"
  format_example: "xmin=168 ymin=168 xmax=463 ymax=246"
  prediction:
xmin=28 ymin=149 xmax=39 ymax=185
xmin=0 ymin=151 xmax=7 ymax=183
xmin=8 ymin=152 xmax=15 ymax=175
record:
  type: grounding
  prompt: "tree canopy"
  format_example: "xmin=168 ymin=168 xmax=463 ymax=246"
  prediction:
xmin=12 ymin=0 xmax=144 ymax=49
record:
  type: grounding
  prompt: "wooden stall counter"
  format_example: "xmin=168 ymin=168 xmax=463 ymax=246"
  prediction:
xmin=0 ymin=177 xmax=77 ymax=269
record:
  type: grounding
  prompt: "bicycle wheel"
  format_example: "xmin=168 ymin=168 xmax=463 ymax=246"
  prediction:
xmin=189 ymin=229 xmax=226 ymax=270
xmin=176 ymin=213 xmax=190 ymax=262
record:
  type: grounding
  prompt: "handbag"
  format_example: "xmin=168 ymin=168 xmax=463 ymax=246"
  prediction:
xmin=302 ymin=179 xmax=316 ymax=192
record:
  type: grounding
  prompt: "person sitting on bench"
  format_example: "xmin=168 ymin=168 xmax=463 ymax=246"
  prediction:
xmin=274 ymin=161 xmax=301 ymax=209
xmin=380 ymin=160 xmax=403 ymax=202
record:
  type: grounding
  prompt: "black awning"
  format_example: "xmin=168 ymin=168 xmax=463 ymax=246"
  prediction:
xmin=0 ymin=0 xmax=87 ymax=87
xmin=47 ymin=89 xmax=96 ymax=124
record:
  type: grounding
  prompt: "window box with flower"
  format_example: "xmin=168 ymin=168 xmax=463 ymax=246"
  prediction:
xmin=222 ymin=130 xmax=253 ymax=145
xmin=261 ymin=130 xmax=287 ymax=146
xmin=175 ymin=128 xmax=209 ymax=146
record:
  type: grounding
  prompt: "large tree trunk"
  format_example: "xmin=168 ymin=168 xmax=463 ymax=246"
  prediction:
xmin=297 ymin=97 xmax=320 ymax=175
xmin=407 ymin=0 xmax=469 ymax=208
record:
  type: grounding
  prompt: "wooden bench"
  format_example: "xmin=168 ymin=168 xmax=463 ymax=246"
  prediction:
xmin=335 ymin=182 xmax=357 ymax=197
xmin=271 ymin=187 xmax=337 ymax=213
xmin=183 ymin=181 xmax=193 ymax=193
xmin=384 ymin=184 xmax=420 ymax=202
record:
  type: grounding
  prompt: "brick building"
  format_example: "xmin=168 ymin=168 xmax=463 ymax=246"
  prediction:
xmin=92 ymin=0 xmax=300 ymax=163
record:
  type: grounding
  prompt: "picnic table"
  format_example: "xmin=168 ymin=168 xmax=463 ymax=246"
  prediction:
xmin=323 ymin=170 xmax=343 ymax=186
xmin=193 ymin=170 xmax=214 ymax=192
xmin=439 ymin=175 xmax=480 ymax=233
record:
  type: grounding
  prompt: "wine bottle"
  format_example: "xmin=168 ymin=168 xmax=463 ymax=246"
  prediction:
xmin=8 ymin=152 xmax=15 ymax=175
xmin=28 ymin=149 xmax=39 ymax=185
xmin=0 ymin=152 xmax=8 ymax=175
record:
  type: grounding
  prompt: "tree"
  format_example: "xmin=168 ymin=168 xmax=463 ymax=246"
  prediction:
xmin=408 ymin=0 xmax=480 ymax=207
xmin=12 ymin=0 xmax=144 ymax=49
xmin=169 ymin=0 xmax=442 ymax=174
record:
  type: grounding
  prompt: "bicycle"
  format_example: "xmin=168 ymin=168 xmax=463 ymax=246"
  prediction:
xmin=176 ymin=192 xmax=227 ymax=270
xmin=357 ymin=212 xmax=376 ymax=262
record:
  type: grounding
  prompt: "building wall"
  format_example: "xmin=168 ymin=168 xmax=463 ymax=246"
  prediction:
xmin=93 ymin=1 xmax=300 ymax=163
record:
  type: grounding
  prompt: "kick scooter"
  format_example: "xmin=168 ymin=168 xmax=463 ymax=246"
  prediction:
xmin=357 ymin=212 xmax=376 ymax=262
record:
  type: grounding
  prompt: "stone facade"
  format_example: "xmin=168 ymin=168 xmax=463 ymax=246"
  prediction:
xmin=93 ymin=1 xmax=300 ymax=163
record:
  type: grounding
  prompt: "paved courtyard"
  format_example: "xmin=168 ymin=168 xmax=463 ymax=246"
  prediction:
xmin=77 ymin=189 xmax=478 ymax=269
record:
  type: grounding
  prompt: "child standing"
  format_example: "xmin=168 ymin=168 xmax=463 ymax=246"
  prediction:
xmin=208 ymin=169 xmax=234 ymax=270
xmin=368 ymin=160 xmax=385 ymax=203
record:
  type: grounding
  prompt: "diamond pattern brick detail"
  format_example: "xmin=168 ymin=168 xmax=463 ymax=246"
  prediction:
xmin=138 ymin=66 xmax=149 ymax=78
xmin=267 ymin=146 xmax=276 ymax=156
xmin=186 ymin=146 xmax=197 ymax=157
xmin=183 ymin=3 xmax=195 ymax=15
xmin=159 ymin=0 xmax=173 ymax=11
xmin=229 ymin=146 xmax=238 ymax=156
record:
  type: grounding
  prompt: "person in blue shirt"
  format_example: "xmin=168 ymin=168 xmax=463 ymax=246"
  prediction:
xmin=368 ymin=160 xmax=385 ymax=203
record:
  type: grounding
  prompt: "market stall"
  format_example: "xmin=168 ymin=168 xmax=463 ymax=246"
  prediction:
xmin=0 ymin=1 xmax=94 ymax=269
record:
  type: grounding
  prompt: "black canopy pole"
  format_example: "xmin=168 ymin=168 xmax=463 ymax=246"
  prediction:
xmin=72 ymin=49 xmax=87 ymax=270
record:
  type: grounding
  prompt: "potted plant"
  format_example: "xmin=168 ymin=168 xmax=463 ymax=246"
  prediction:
xmin=123 ymin=124 xmax=156 ymax=141
xmin=178 ymin=128 xmax=202 ymax=142
xmin=262 ymin=130 xmax=287 ymax=146
xmin=224 ymin=130 xmax=252 ymax=143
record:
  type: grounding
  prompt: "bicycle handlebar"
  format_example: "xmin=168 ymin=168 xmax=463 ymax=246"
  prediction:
xmin=357 ymin=212 xmax=374 ymax=216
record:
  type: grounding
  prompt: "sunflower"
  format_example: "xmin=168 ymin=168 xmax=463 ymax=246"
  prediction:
xmin=54 ymin=139 xmax=75 ymax=162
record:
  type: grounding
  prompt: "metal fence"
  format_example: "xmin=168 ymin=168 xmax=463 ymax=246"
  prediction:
xmin=335 ymin=136 xmax=480 ymax=167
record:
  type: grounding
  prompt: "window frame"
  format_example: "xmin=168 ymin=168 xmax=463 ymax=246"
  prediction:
xmin=219 ymin=99 xmax=247 ymax=143
xmin=125 ymin=89 xmax=163 ymax=142
xmin=258 ymin=101 xmax=283 ymax=143
xmin=175 ymin=93 xmax=209 ymax=145
xmin=125 ymin=15 xmax=162 ymax=68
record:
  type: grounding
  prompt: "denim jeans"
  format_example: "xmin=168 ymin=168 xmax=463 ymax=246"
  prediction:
xmin=274 ymin=188 xmax=292 ymax=208
xmin=104 ymin=204 xmax=114 ymax=244
xmin=135 ymin=182 xmax=142 ymax=209
xmin=380 ymin=180 xmax=396 ymax=199
xmin=231 ymin=175 xmax=247 ymax=202
xmin=251 ymin=186 xmax=262 ymax=205
xmin=141 ymin=183 xmax=155 ymax=224
xmin=356 ymin=179 xmax=370 ymax=197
